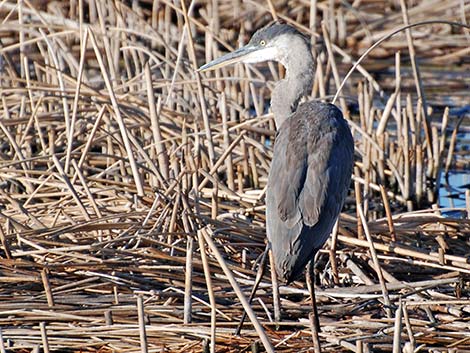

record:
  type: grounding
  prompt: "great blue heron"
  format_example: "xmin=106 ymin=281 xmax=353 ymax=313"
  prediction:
xmin=199 ymin=21 xmax=354 ymax=351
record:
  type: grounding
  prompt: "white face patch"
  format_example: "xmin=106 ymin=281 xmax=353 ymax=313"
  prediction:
xmin=269 ymin=35 xmax=293 ymax=67
xmin=242 ymin=34 xmax=293 ymax=67
xmin=242 ymin=46 xmax=280 ymax=64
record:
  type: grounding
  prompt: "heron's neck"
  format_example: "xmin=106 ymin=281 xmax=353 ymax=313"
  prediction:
xmin=271 ymin=51 xmax=314 ymax=128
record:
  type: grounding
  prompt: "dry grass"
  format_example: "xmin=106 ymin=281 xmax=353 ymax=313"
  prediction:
xmin=0 ymin=0 xmax=469 ymax=352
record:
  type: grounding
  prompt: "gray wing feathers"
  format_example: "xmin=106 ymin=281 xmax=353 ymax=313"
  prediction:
xmin=300 ymin=135 xmax=332 ymax=226
xmin=267 ymin=102 xmax=354 ymax=282
xmin=270 ymin=125 xmax=306 ymax=227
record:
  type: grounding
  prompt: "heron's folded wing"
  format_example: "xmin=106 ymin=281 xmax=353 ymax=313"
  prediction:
xmin=302 ymin=133 xmax=353 ymax=225
xmin=269 ymin=118 xmax=310 ymax=228
xmin=271 ymin=105 xmax=354 ymax=230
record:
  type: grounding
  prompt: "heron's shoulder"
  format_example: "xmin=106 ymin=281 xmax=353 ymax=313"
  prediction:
xmin=285 ymin=101 xmax=347 ymax=134
xmin=297 ymin=101 xmax=343 ymax=119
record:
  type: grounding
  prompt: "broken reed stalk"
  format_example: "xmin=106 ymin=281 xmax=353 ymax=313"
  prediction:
xmin=64 ymin=26 xmax=88 ymax=174
xmin=197 ymin=230 xmax=217 ymax=353
xmin=201 ymin=227 xmax=275 ymax=353
xmin=399 ymin=0 xmax=433 ymax=170
xmin=357 ymin=207 xmax=393 ymax=318
xmin=321 ymin=22 xmax=347 ymax=114
xmin=380 ymin=185 xmax=396 ymax=242
xmin=445 ymin=114 xmax=466 ymax=174
xmin=88 ymin=28 xmax=144 ymax=196
xmin=180 ymin=0 xmax=216 ymax=167
xmin=145 ymin=63 xmax=169 ymax=183
xmin=329 ymin=220 xmax=340 ymax=285
xmin=392 ymin=299 xmax=403 ymax=353
xmin=0 ymin=329 xmax=5 ymax=353
xmin=41 ymin=269 xmax=55 ymax=307
xmin=268 ymin=249 xmax=281 ymax=325
xmin=137 ymin=296 xmax=149 ymax=353
xmin=183 ymin=236 xmax=194 ymax=324
xmin=40 ymin=322 xmax=50 ymax=353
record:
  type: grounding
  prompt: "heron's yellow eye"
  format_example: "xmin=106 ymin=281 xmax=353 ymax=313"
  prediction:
xmin=260 ymin=40 xmax=266 ymax=46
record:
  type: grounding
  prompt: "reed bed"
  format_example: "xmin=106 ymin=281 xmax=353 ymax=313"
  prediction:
xmin=0 ymin=0 xmax=469 ymax=352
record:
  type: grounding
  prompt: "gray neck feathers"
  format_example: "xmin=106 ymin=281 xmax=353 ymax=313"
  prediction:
xmin=271 ymin=40 xmax=314 ymax=128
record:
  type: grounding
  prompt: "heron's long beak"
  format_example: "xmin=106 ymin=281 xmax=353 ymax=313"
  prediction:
xmin=198 ymin=45 xmax=258 ymax=72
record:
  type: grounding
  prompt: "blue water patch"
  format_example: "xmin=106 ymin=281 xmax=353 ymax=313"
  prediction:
xmin=438 ymin=128 xmax=469 ymax=218
xmin=439 ymin=170 xmax=469 ymax=217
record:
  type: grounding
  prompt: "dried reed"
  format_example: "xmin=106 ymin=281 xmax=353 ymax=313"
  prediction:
xmin=0 ymin=0 xmax=469 ymax=352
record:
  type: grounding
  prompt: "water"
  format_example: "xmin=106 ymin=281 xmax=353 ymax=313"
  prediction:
xmin=439 ymin=170 xmax=469 ymax=217
xmin=439 ymin=131 xmax=470 ymax=218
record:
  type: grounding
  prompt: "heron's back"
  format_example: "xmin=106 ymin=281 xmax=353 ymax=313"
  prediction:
xmin=266 ymin=102 xmax=354 ymax=283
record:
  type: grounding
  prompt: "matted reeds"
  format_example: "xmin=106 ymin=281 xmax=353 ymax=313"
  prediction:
xmin=0 ymin=0 xmax=469 ymax=352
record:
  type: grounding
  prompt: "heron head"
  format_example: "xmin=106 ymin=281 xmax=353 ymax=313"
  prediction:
xmin=198 ymin=21 xmax=310 ymax=72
